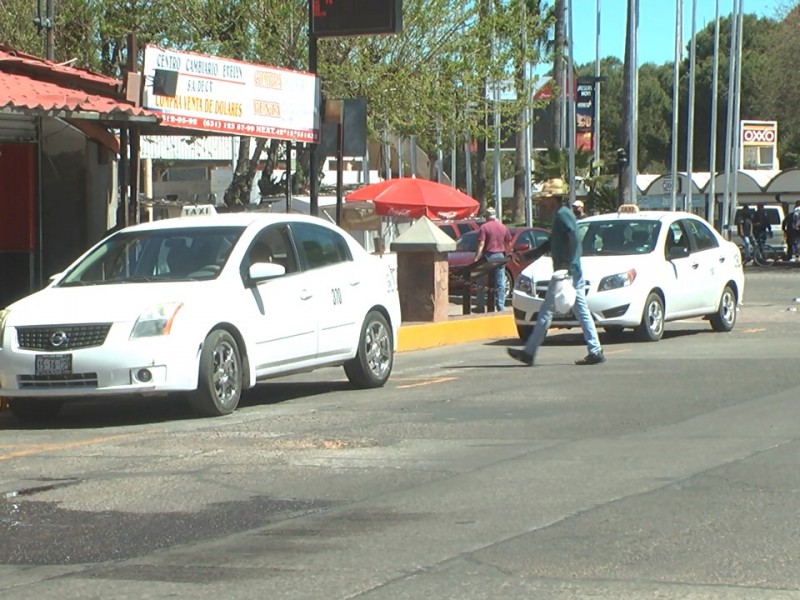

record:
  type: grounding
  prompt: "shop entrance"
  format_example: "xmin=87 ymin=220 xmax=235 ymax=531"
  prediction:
xmin=0 ymin=143 xmax=37 ymax=308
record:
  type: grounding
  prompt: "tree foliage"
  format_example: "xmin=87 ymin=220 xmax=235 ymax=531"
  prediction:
xmin=4 ymin=0 xmax=800 ymax=207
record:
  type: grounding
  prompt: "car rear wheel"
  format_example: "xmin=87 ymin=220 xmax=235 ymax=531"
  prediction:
xmin=709 ymin=285 xmax=737 ymax=332
xmin=7 ymin=398 xmax=63 ymax=421
xmin=188 ymin=329 xmax=242 ymax=417
xmin=635 ymin=292 xmax=664 ymax=342
xmin=344 ymin=311 xmax=393 ymax=388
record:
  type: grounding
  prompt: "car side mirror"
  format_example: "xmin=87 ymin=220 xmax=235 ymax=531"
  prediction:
xmin=514 ymin=243 xmax=531 ymax=252
xmin=667 ymin=246 xmax=690 ymax=260
xmin=248 ymin=262 xmax=286 ymax=284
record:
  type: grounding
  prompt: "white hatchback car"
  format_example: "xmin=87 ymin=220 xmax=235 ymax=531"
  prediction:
xmin=512 ymin=209 xmax=744 ymax=342
xmin=0 ymin=213 xmax=401 ymax=420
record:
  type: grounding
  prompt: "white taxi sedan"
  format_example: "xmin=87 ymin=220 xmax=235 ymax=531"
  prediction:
xmin=512 ymin=209 xmax=744 ymax=342
xmin=0 ymin=213 xmax=400 ymax=420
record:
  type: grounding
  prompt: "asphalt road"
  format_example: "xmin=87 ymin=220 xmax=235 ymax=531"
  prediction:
xmin=3 ymin=266 xmax=800 ymax=599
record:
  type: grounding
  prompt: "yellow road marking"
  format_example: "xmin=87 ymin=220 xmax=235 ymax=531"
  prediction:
xmin=396 ymin=376 xmax=457 ymax=389
xmin=604 ymin=349 xmax=631 ymax=355
xmin=742 ymin=328 xmax=766 ymax=333
xmin=0 ymin=432 xmax=146 ymax=461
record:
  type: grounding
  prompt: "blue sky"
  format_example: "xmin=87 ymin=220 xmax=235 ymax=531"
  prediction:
xmin=571 ymin=0 xmax=786 ymax=66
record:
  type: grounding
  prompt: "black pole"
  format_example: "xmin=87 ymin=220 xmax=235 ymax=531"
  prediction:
xmin=285 ymin=140 xmax=293 ymax=213
xmin=118 ymin=128 xmax=128 ymax=228
xmin=308 ymin=2 xmax=319 ymax=217
xmin=336 ymin=120 xmax=343 ymax=225
xmin=616 ymin=148 xmax=628 ymax=207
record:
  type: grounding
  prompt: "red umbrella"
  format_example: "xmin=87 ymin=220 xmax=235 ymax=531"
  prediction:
xmin=345 ymin=177 xmax=480 ymax=220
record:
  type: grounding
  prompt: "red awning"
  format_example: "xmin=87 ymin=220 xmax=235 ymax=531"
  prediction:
xmin=0 ymin=71 xmax=154 ymax=119
xmin=0 ymin=45 xmax=157 ymax=121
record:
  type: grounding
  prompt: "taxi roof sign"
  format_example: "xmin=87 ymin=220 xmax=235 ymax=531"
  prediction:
xmin=181 ymin=204 xmax=217 ymax=217
xmin=618 ymin=204 xmax=640 ymax=214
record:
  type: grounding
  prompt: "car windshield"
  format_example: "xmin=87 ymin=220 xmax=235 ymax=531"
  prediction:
xmin=579 ymin=220 xmax=661 ymax=256
xmin=58 ymin=226 xmax=245 ymax=286
xmin=455 ymin=231 xmax=479 ymax=252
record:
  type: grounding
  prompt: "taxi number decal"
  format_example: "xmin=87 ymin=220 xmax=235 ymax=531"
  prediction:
xmin=331 ymin=287 xmax=342 ymax=305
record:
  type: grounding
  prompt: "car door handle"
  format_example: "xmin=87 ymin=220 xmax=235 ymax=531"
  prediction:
xmin=719 ymin=256 xmax=726 ymax=263
xmin=691 ymin=262 xmax=700 ymax=269
xmin=349 ymin=279 xmax=361 ymax=287
xmin=300 ymin=289 xmax=313 ymax=300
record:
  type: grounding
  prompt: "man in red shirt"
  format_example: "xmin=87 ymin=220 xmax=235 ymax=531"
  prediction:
xmin=474 ymin=207 xmax=512 ymax=312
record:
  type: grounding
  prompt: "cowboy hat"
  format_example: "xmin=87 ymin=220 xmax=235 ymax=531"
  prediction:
xmin=537 ymin=178 xmax=568 ymax=199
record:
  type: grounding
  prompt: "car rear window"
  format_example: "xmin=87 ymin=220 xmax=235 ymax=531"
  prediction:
xmin=455 ymin=231 xmax=478 ymax=252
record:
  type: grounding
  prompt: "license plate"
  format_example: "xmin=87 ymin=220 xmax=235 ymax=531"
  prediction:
xmin=35 ymin=354 xmax=72 ymax=376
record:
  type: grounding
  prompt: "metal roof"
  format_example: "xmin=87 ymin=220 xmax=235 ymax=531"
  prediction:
xmin=0 ymin=44 xmax=157 ymax=121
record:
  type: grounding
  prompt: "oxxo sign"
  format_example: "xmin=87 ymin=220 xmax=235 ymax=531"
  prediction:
xmin=740 ymin=120 xmax=777 ymax=146
xmin=743 ymin=129 xmax=776 ymax=143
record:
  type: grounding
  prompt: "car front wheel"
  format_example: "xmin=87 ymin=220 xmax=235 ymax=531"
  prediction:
xmin=635 ymin=292 xmax=664 ymax=342
xmin=709 ymin=285 xmax=737 ymax=332
xmin=344 ymin=311 xmax=393 ymax=388
xmin=188 ymin=329 xmax=242 ymax=417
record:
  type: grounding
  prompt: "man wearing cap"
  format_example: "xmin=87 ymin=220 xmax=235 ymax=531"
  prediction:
xmin=474 ymin=206 xmax=511 ymax=312
xmin=572 ymin=199 xmax=586 ymax=220
xmin=507 ymin=178 xmax=605 ymax=366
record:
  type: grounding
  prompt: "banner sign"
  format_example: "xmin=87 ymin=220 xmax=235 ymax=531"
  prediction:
xmin=142 ymin=46 xmax=320 ymax=143
xmin=575 ymin=79 xmax=595 ymax=152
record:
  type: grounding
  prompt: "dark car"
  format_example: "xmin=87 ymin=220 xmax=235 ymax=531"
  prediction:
xmin=448 ymin=226 xmax=550 ymax=298
xmin=436 ymin=218 xmax=484 ymax=240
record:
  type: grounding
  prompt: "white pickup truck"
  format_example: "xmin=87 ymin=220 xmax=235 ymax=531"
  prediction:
xmin=730 ymin=204 xmax=786 ymax=259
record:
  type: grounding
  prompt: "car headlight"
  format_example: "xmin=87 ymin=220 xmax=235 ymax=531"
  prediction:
xmin=598 ymin=269 xmax=637 ymax=291
xmin=130 ymin=302 xmax=184 ymax=339
xmin=515 ymin=274 xmax=533 ymax=295
xmin=0 ymin=309 xmax=8 ymax=349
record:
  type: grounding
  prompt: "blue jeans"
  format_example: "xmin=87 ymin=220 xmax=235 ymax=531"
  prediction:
xmin=476 ymin=253 xmax=506 ymax=312
xmin=523 ymin=271 xmax=602 ymax=358
xmin=741 ymin=234 xmax=752 ymax=262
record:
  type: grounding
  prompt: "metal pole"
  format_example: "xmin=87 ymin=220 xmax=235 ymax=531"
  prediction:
xmin=308 ymin=3 xmax=319 ymax=216
xmin=627 ymin=0 xmax=639 ymax=205
xmin=336 ymin=121 xmax=343 ymax=225
xmin=493 ymin=81 xmax=502 ymax=215
xmin=451 ymin=133 xmax=457 ymax=188
xmin=670 ymin=0 xmax=682 ymax=211
xmin=410 ymin=134 xmax=418 ymax=178
xmin=397 ymin=135 xmax=404 ymax=177
xmin=567 ymin=0 xmax=577 ymax=207
xmin=436 ymin=127 xmax=444 ymax=183
xmin=594 ymin=0 xmax=601 ymax=168
xmin=383 ymin=127 xmax=392 ymax=180
xmin=465 ymin=135 xmax=473 ymax=197
xmin=286 ymin=140 xmax=293 ymax=212
xmin=729 ymin=0 xmax=744 ymax=231
xmin=708 ymin=0 xmax=721 ymax=227
xmin=721 ymin=0 xmax=738 ymax=237
xmin=524 ymin=66 xmax=533 ymax=227
xmin=362 ymin=143 xmax=370 ymax=185
xmin=45 ymin=0 xmax=55 ymax=61
xmin=685 ymin=0 xmax=698 ymax=213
